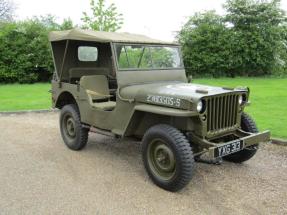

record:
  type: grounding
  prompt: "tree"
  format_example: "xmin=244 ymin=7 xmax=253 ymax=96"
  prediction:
xmin=0 ymin=15 xmax=76 ymax=83
xmin=0 ymin=18 xmax=53 ymax=83
xmin=177 ymin=0 xmax=287 ymax=77
xmin=224 ymin=0 xmax=286 ymax=76
xmin=81 ymin=0 xmax=123 ymax=32
xmin=178 ymin=11 xmax=233 ymax=77
xmin=0 ymin=0 xmax=15 ymax=21
xmin=276 ymin=23 xmax=287 ymax=76
xmin=60 ymin=18 xmax=74 ymax=30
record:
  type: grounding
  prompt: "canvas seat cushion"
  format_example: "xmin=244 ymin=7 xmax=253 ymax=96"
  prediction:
xmin=80 ymin=75 xmax=110 ymax=96
xmin=91 ymin=101 xmax=116 ymax=111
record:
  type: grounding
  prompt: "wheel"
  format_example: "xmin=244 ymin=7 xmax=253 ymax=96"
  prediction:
xmin=59 ymin=104 xmax=89 ymax=151
xmin=223 ymin=112 xmax=259 ymax=163
xmin=142 ymin=124 xmax=194 ymax=192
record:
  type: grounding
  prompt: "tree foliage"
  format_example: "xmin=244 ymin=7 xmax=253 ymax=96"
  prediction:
xmin=178 ymin=0 xmax=287 ymax=77
xmin=0 ymin=15 xmax=75 ymax=83
xmin=0 ymin=0 xmax=14 ymax=21
xmin=178 ymin=11 xmax=232 ymax=77
xmin=81 ymin=0 xmax=123 ymax=32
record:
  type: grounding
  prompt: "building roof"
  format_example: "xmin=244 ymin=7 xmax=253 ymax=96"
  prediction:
xmin=49 ymin=28 xmax=178 ymax=45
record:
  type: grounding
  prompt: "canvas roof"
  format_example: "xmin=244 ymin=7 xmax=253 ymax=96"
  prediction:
xmin=49 ymin=28 xmax=178 ymax=45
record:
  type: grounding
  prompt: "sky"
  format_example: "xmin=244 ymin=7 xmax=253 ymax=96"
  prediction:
xmin=13 ymin=0 xmax=287 ymax=42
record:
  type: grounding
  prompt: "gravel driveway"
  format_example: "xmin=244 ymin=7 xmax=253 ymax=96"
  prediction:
xmin=0 ymin=112 xmax=286 ymax=215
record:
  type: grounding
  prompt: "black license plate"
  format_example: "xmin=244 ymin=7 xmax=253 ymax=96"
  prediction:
xmin=214 ymin=140 xmax=244 ymax=158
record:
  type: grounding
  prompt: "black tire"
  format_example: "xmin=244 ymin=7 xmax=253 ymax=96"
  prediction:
xmin=60 ymin=104 xmax=89 ymax=151
xmin=223 ymin=112 xmax=259 ymax=163
xmin=142 ymin=124 xmax=194 ymax=192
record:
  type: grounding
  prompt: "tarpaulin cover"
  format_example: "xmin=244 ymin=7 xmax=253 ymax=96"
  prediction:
xmin=49 ymin=28 xmax=177 ymax=45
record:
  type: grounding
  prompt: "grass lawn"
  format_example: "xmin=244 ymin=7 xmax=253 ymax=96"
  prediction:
xmin=0 ymin=83 xmax=51 ymax=111
xmin=0 ymin=78 xmax=286 ymax=139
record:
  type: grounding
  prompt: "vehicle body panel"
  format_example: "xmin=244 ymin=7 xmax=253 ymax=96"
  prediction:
xmin=50 ymin=29 xmax=270 ymax=158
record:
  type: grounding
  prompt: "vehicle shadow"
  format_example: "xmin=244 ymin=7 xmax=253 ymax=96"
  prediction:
xmin=83 ymin=133 xmax=145 ymax=176
xmin=80 ymin=132 xmax=256 ymax=196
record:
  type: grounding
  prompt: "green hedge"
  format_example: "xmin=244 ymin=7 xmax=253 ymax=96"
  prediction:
xmin=177 ymin=0 xmax=287 ymax=78
xmin=0 ymin=16 xmax=73 ymax=83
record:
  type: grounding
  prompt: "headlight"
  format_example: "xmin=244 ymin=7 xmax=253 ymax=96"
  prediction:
xmin=238 ymin=95 xmax=243 ymax=105
xmin=197 ymin=100 xmax=203 ymax=112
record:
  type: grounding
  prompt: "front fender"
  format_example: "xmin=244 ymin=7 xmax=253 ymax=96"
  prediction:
xmin=122 ymin=104 xmax=198 ymax=137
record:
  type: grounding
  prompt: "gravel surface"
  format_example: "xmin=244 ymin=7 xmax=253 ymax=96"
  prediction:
xmin=0 ymin=112 xmax=286 ymax=215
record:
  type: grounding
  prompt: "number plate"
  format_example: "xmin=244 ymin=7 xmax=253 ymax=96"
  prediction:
xmin=214 ymin=140 xmax=244 ymax=158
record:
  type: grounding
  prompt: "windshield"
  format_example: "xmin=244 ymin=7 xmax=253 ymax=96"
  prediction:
xmin=115 ymin=44 xmax=183 ymax=70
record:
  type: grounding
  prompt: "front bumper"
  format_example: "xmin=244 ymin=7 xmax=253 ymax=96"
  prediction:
xmin=208 ymin=130 xmax=271 ymax=158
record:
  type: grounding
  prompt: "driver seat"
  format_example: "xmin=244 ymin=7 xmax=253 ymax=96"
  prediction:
xmin=80 ymin=75 xmax=116 ymax=111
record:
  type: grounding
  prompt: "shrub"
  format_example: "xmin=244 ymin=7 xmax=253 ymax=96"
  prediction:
xmin=178 ymin=0 xmax=287 ymax=77
xmin=0 ymin=15 xmax=75 ymax=83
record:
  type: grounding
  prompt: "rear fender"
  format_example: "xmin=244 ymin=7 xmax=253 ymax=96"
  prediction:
xmin=54 ymin=91 xmax=78 ymax=109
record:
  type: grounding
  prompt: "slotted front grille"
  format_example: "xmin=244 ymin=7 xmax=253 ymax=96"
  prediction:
xmin=206 ymin=94 xmax=239 ymax=133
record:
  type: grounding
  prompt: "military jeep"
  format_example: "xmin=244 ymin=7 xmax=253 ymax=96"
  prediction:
xmin=49 ymin=29 xmax=270 ymax=191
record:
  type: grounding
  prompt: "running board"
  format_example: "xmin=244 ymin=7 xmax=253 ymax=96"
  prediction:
xmin=82 ymin=124 xmax=116 ymax=138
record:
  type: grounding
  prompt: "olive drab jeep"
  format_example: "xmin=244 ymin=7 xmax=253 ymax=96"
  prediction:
xmin=49 ymin=29 xmax=270 ymax=192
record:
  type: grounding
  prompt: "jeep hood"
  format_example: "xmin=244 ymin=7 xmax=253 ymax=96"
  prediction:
xmin=119 ymin=81 xmax=247 ymax=109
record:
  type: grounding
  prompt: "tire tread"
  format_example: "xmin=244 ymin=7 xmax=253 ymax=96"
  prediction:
xmin=142 ymin=124 xmax=194 ymax=192
xmin=223 ymin=112 xmax=259 ymax=163
xmin=60 ymin=104 xmax=89 ymax=151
